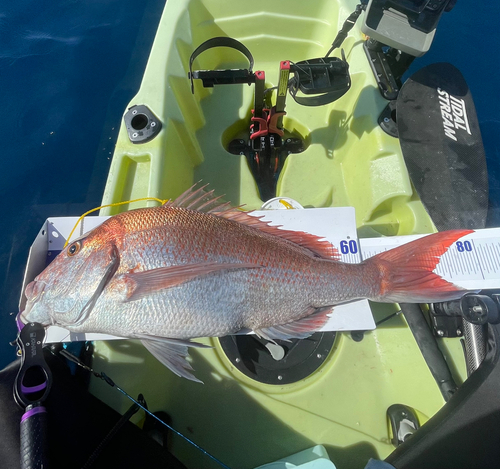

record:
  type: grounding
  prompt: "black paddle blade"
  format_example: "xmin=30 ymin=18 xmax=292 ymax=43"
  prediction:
xmin=397 ymin=62 xmax=488 ymax=231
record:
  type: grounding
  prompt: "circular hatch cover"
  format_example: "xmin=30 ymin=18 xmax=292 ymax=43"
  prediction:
xmin=219 ymin=332 xmax=336 ymax=385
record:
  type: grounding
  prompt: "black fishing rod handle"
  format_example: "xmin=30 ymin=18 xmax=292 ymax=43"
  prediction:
xmin=20 ymin=403 xmax=48 ymax=469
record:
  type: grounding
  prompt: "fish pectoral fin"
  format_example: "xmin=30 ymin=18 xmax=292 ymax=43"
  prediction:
xmin=254 ymin=306 xmax=333 ymax=341
xmin=122 ymin=262 xmax=260 ymax=302
xmin=138 ymin=336 xmax=210 ymax=383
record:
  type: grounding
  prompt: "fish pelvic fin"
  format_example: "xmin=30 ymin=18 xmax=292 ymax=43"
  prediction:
xmin=254 ymin=306 xmax=333 ymax=341
xmin=138 ymin=336 xmax=210 ymax=383
xmin=121 ymin=262 xmax=261 ymax=302
xmin=367 ymin=229 xmax=474 ymax=303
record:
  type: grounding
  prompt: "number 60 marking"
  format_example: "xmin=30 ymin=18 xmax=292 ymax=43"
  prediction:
xmin=340 ymin=240 xmax=358 ymax=255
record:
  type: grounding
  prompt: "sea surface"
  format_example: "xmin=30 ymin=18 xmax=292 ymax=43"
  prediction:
xmin=1 ymin=1 xmax=499 ymax=368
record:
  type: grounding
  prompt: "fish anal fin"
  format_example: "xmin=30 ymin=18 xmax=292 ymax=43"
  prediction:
xmin=139 ymin=336 xmax=209 ymax=383
xmin=254 ymin=306 xmax=333 ymax=341
xmin=122 ymin=262 xmax=260 ymax=302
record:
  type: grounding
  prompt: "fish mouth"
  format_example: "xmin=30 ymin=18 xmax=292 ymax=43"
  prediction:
xmin=25 ymin=280 xmax=46 ymax=303
xmin=21 ymin=280 xmax=51 ymax=326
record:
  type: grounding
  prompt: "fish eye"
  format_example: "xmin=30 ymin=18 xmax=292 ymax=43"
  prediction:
xmin=67 ymin=241 xmax=81 ymax=256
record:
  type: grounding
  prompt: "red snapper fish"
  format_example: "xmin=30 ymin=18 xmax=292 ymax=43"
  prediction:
xmin=21 ymin=185 xmax=472 ymax=382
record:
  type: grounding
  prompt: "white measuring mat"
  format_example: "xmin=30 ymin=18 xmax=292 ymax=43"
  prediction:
xmin=22 ymin=209 xmax=500 ymax=344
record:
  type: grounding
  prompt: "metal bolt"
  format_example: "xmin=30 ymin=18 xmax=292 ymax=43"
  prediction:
xmin=132 ymin=133 xmax=138 ymax=138
xmin=456 ymin=329 xmax=462 ymax=336
xmin=277 ymin=375 xmax=283 ymax=381
xmin=37 ymin=341 xmax=41 ymax=345
xmin=132 ymin=110 xmax=137 ymax=115
xmin=317 ymin=353 xmax=322 ymax=359
xmin=26 ymin=342 xmax=30 ymax=346
xmin=235 ymin=357 xmax=241 ymax=363
xmin=383 ymin=117 xmax=390 ymax=123
xmin=151 ymin=122 xmax=156 ymax=127
xmin=437 ymin=329 xmax=444 ymax=337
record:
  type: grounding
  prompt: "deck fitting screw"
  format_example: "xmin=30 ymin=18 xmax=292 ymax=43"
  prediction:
xmin=278 ymin=375 xmax=283 ymax=381
xmin=132 ymin=133 xmax=138 ymax=138
xmin=437 ymin=329 xmax=444 ymax=337
xmin=317 ymin=354 xmax=322 ymax=359
xmin=151 ymin=122 xmax=156 ymax=127
xmin=235 ymin=358 xmax=240 ymax=363
xmin=456 ymin=329 xmax=462 ymax=336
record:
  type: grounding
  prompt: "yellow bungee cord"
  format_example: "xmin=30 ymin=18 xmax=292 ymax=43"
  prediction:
xmin=63 ymin=197 xmax=168 ymax=248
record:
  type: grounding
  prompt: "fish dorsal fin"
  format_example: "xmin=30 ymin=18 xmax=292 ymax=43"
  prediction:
xmin=163 ymin=183 xmax=232 ymax=214
xmin=217 ymin=210 xmax=340 ymax=260
xmin=164 ymin=184 xmax=339 ymax=260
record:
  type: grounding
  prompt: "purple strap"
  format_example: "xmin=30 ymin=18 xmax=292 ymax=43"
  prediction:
xmin=21 ymin=406 xmax=46 ymax=423
xmin=21 ymin=382 xmax=47 ymax=394
xmin=16 ymin=312 xmax=25 ymax=332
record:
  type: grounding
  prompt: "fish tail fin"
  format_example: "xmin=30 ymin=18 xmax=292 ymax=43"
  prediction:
xmin=367 ymin=229 xmax=474 ymax=303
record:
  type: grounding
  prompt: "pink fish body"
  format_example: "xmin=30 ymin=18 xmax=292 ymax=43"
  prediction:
xmin=21 ymin=185 xmax=472 ymax=381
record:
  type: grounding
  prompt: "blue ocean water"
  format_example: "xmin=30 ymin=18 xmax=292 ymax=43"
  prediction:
xmin=0 ymin=1 xmax=498 ymax=369
xmin=0 ymin=0 xmax=166 ymax=367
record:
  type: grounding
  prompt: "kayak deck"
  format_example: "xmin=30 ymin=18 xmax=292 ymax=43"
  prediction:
xmin=100 ymin=0 xmax=433 ymax=236
xmin=95 ymin=0 xmax=467 ymax=467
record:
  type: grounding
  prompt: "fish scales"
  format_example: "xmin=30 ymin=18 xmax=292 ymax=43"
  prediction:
xmin=76 ymin=206 xmax=375 ymax=338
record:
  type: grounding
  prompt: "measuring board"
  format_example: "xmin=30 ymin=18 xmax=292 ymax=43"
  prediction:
xmin=21 ymin=210 xmax=500 ymax=344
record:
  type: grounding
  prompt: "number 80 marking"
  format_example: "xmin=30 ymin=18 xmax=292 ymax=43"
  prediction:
xmin=456 ymin=240 xmax=472 ymax=252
